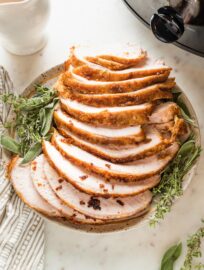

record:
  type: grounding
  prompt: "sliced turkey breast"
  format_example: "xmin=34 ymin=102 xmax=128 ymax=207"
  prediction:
xmin=31 ymin=155 xmax=104 ymax=224
xmin=43 ymin=158 xmax=152 ymax=220
xmin=60 ymin=98 xmax=153 ymax=127
xmin=57 ymin=127 xmax=168 ymax=163
xmin=54 ymin=109 xmax=145 ymax=145
xmin=70 ymin=48 xmax=147 ymax=70
xmin=42 ymin=140 xmax=160 ymax=196
xmin=73 ymin=64 xmax=171 ymax=81
xmin=149 ymin=102 xmax=181 ymax=123
xmin=57 ymin=77 xmax=174 ymax=107
xmin=9 ymin=157 xmax=60 ymax=217
xmin=52 ymin=134 xmax=179 ymax=182
xmin=62 ymin=70 xmax=170 ymax=94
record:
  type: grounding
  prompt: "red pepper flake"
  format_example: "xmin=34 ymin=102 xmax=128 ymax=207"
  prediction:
xmin=105 ymin=164 xmax=111 ymax=169
xmin=56 ymin=185 xmax=62 ymax=191
xmin=99 ymin=184 xmax=105 ymax=189
xmin=58 ymin=178 xmax=64 ymax=183
xmin=88 ymin=197 xmax=101 ymax=210
xmin=116 ymin=199 xmax=124 ymax=206
xmin=79 ymin=200 xmax=85 ymax=205
xmin=79 ymin=175 xmax=88 ymax=181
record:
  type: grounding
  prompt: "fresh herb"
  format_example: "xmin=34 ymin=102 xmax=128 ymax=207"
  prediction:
xmin=0 ymin=134 xmax=20 ymax=154
xmin=181 ymin=223 xmax=204 ymax=270
xmin=172 ymin=89 xmax=196 ymax=127
xmin=0 ymin=85 xmax=58 ymax=163
xmin=150 ymin=138 xmax=201 ymax=226
xmin=160 ymin=242 xmax=182 ymax=270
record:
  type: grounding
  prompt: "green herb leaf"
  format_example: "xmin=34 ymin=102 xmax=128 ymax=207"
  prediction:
xmin=150 ymin=138 xmax=201 ymax=226
xmin=0 ymin=134 xmax=20 ymax=154
xmin=21 ymin=142 xmax=42 ymax=164
xmin=41 ymin=99 xmax=58 ymax=136
xmin=160 ymin=243 xmax=182 ymax=270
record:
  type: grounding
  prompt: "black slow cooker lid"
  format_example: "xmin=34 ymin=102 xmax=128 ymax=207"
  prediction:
xmin=123 ymin=0 xmax=204 ymax=57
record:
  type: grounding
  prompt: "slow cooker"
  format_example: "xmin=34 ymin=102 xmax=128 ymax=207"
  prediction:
xmin=123 ymin=0 xmax=204 ymax=57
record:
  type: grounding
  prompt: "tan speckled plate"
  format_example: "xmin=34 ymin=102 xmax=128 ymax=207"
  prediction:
xmin=5 ymin=46 xmax=201 ymax=233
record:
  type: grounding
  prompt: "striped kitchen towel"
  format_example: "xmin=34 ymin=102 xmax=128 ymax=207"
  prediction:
xmin=0 ymin=67 xmax=45 ymax=270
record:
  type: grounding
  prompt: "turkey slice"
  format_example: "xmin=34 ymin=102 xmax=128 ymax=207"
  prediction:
xmin=60 ymin=98 xmax=153 ymax=127
xmin=62 ymin=70 xmax=170 ymax=94
xmin=9 ymin=157 xmax=60 ymax=217
xmin=149 ymin=102 xmax=181 ymax=123
xmin=43 ymin=158 xmax=152 ymax=220
xmin=57 ymin=76 xmax=174 ymax=107
xmin=52 ymin=133 xmax=179 ymax=181
xmin=30 ymin=155 xmax=105 ymax=224
xmin=57 ymin=127 xmax=168 ymax=163
xmin=42 ymin=140 xmax=160 ymax=196
xmin=73 ymin=63 xmax=171 ymax=81
xmin=69 ymin=47 xmax=147 ymax=70
xmin=54 ymin=109 xmax=145 ymax=145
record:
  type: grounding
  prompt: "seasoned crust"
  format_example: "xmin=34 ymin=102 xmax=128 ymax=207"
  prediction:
xmin=57 ymin=127 xmax=169 ymax=163
xmin=57 ymin=76 xmax=174 ymax=107
xmin=62 ymin=71 xmax=171 ymax=94
xmin=43 ymin=138 xmax=160 ymax=197
xmin=54 ymin=110 xmax=145 ymax=145
xmin=52 ymin=133 xmax=179 ymax=182
xmin=73 ymin=64 xmax=172 ymax=82
xmin=60 ymin=98 xmax=153 ymax=127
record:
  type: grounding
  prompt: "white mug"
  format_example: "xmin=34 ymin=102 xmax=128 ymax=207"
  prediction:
xmin=0 ymin=0 xmax=50 ymax=55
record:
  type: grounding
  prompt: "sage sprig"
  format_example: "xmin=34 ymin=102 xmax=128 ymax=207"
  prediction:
xmin=150 ymin=138 xmax=201 ymax=226
xmin=160 ymin=243 xmax=182 ymax=270
xmin=0 ymin=85 xmax=58 ymax=163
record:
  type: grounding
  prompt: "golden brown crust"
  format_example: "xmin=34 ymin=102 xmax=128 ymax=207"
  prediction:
xmin=6 ymin=155 xmax=19 ymax=180
xmin=52 ymin=133 xmax=179 ymax=182
xmin=73 ymin=64 xmax=172 ymax=81
xmin=60 ymin=100 xmax=153 ymax=127
xmin=58 ymin=79 xmax=174 ymax=107
xmin=57 ymin=127 xmax=169 ymax=163
xmin=97 ymin=51 xmax=147 ymax=66
xmin=85 ymin=56 xmax=130 ymax=70
xmin=54 ymin=111 xmax=145 ymax=145
xmin=62 ymin=71 xmax=171 ymax=94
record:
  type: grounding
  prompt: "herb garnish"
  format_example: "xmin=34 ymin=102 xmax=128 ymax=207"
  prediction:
xmin=160 ymin=222 xmax=204 ymax=270
xmin=181 ymin=222 xmax=204 ymax=270
xmin=0 ymin=85 xmax=58 ymax=163
xmin=160 ymin=242 xmax=182 ymax=270
xmin=150 ymin=137 xmax=201 ymax=227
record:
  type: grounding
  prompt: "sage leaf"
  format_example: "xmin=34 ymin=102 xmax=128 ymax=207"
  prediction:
xmin=21 ymin=142 xmax=42 ymax=164
xmin=0 ymin=135 xmax=20 ymax=154
xmin=160 ymin=243 xmax=182 ymax=270
xmin=41 ymin=99 xmax=58 ymax=136
xmin=178 ymin=140 xmax=195 ymax=157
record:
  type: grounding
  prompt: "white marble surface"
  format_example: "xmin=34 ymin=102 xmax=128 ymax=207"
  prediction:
xmin=1 ymin=0 xmax=204 ymax=269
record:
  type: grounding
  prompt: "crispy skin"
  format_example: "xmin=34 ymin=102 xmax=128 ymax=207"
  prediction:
xmin=6 ymin=155 xmax=19 ymax=180
xmin=73 ymin=64 xmax=172 ymax=81
xmin=62 ymin=71 xmax=171 ymax=94
xmin=52 ymin=133 xmax=179 ymax=182
xmin=60 ymin=98 xmax=153 ymax=127
xmin=57 ymin=78 xmax=175 ymax=107
xmin=43 ymin=138 xmax=160 ymax=197
xmin=54 ymin=109 xmax=145 ymax=145
xmin=57 ymin=127 xmax=169 ymax=163
xmin=97 ymin=51 xmax=147 ymax=66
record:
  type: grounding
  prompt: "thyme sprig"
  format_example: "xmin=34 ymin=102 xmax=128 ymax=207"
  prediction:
xmin=150 ymin=138 xmax=201 ymax=226
xmin=0 ymin=85 xmax=58 ymax=163
xmin=181 ymin=222 xmax=204 ymax=270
